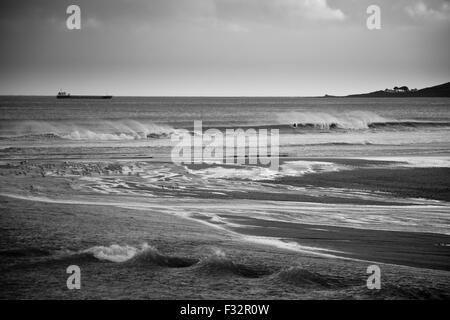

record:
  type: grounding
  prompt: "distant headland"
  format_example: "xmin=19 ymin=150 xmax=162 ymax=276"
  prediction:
xmin=326 ymin=82 xmax=450 ymax=98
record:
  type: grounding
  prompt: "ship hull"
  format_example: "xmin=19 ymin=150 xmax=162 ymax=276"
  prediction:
xmin=56 ymin=95 xmax=112 ymax=99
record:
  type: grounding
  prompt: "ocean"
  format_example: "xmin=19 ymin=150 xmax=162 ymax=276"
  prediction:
xmin=0 ymin=96 xmax=449 ymax=299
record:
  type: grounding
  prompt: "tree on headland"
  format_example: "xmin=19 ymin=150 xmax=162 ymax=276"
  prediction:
xmin=346 ymin=82 xmax=450 ymax=98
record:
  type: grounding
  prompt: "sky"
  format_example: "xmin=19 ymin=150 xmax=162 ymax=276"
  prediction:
xmin=0 ymin=0 xmax=449 ymax=96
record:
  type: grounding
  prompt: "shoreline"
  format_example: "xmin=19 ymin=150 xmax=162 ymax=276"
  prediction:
xmin=1 ymin=154 xmax=450 ymax=299
xmin=1 ymin=195 xmax=449 ymax=299
xmin=222 ymin=215 xmax=450 ymax=271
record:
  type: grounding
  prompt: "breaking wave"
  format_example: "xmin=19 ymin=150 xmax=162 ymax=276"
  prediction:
xmin=277 ymin=111 xmax=450 ymax=131
xmin=53 ymin=244 xmax=272 ymax=277
xmin=82 ymin=244 xmax=145 ymax=263
xmin=0 ymin=120 xmax=178 ymax=141
xmin=194 ymin=248 xmax=273 ymax=278
xmin=81 ymin=243 xmax=198 ymax=267
xmin=5 ymin=243 xmax=199 ymax=268
xmin=2 ymin=112 xmax=448 ymax=142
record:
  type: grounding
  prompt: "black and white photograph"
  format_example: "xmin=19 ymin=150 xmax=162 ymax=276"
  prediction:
xmin=0 ymin=0 xmax=449 ymax=307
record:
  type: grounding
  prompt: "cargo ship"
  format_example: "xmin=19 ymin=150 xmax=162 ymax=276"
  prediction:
xmin=56 ymin=91 xmax=112 ymax=99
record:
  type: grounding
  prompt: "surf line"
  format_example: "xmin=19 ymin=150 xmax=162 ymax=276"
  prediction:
xmin=171 ymin=120 xmax=279 ymax=170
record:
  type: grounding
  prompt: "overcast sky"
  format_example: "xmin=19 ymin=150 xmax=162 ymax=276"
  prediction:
xmin=0 ymin=0 xmax=449 ymax=96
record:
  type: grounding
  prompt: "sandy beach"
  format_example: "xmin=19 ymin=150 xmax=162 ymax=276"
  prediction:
xmin=1 ymin=156 xmax=449 ymax=299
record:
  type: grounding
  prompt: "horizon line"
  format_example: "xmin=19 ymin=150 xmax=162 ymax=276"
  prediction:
xmin=0 ymin=80 xmax=448 ymax=98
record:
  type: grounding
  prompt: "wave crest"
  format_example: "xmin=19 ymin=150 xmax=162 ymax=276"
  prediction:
xmin=278 ymin=111 xmax=450 ymax=131
xmin=82 ymin=243 xmax=198 ymax=267
xmin=0 ymin=120 xmax=178 ymax=141
xmin=279 ymin=111 xmax=389 ymax=130
xmin=82 ymin=244 xmax=142 ymax=262
xmin=193 ymin=248 xmax=273 ymax=278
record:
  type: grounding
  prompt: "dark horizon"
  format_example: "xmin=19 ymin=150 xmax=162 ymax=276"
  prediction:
xmin=1 ymin=80 xmax=448 ymax=98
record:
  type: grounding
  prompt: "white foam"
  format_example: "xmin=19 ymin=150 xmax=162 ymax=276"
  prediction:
xmin=359 ymin=156 xmax=450 ymax=168
xmin=277 ymin=110 xmax=389 ymax=130
xmin=82 ymin=243 xmax=152 ymax=262
xmin=3 ymin=120 xmax=178 ymax=141
xmin=241 ymin=235 xmax=348 ymax=259
xmin=188 ymin=160 xmax=343 ymax=181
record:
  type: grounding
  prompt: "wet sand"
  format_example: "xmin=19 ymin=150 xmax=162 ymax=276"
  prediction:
xmin=273 ymin=165 xmax=450 ymax=201
xmin=1 ymin=195 xmax=450 ymax=300
xmin=222 ymin=215 xmax=450 ymax=271
xmin=1 ymin=157 xmax=450 ymax=299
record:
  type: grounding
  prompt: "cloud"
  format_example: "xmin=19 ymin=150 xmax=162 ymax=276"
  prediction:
xmin=213 ymin=0 xmax=346 ymax=26
xmin=0 ymin=0 xmax=346 ymax=34
xmin=124 ymin=0 xmax=346 ymax=33
xmin=195 ymin=0 xmax=346 ymax=32
xmin=406 ymin=1 xmax=450 ymax=20
xmin=274 ymin=0 xmax=346 ymax=21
